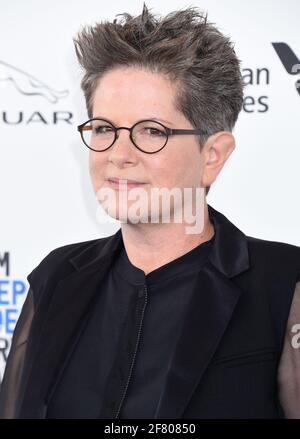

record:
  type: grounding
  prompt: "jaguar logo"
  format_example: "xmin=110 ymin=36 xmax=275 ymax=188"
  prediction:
xmin=0 ymin=60 xmax=69 ymax=103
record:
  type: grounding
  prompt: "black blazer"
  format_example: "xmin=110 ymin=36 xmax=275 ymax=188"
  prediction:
xmin=0 ymin=204 xmax=299 ymax=419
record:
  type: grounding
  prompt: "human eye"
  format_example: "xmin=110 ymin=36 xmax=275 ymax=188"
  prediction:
xmin=93 ymin=125 xmax=113 ymax=135
xmin=144 ymin=127 xmax=165 ymax=136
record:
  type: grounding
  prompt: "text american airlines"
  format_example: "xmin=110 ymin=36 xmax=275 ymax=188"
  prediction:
xmin=0 ymin=60 xmax=73 ymax=125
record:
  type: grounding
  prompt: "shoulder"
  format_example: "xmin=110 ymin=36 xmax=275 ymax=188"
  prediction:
xmin=210 ymin=204 xmax=300 ymax=280
xmin=26 ymin=235 xmax=111 ymax=300
xmin=246 ymin=234 xmax=300 ymax=256
xmin=245 ymin=235 xmax=300 ymax=281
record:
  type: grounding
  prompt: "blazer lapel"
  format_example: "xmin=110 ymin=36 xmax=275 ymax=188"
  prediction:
xmin=18 ymin=228 xmax=124 ymax=418
xmin=155 ymin=204 xmax=250 ymax=418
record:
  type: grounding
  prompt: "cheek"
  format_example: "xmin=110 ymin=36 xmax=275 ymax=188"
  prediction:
xmin=151 ymin=149 xmax=202 ymax=187
xmin=173 ymin=145 xmax=203 ymax=185
xmin=148 ymin=155 xmax=174 ymax=187
xmin=89 ymin=152 xmax=106 ymax=188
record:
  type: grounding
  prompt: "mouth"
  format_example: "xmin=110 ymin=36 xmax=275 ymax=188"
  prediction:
xmin=106 ymin=178 xmax=147 ymax=190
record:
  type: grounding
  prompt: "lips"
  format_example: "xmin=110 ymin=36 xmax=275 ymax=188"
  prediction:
xmin=108 ymin=178 xmax=144 ymax=184
xmin=107 ymin=178 xmax=146 ymax=190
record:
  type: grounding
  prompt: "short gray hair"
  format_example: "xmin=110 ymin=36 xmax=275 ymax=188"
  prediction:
xmin=74 ymin=3 xmax=244 ymax=195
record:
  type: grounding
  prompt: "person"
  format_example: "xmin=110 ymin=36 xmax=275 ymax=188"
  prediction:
xmin=0 ymin=3 xmax=299 ymax=419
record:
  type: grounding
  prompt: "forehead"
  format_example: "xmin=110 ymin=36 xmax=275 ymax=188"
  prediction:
xmin=92 ymin=67 xmax=179 ymax=118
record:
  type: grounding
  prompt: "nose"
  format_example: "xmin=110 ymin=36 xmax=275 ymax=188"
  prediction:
xmin=115 ymin=126 xmax=133 ymax=143
xmin=107 ymin=127 xmax=138 ymax=166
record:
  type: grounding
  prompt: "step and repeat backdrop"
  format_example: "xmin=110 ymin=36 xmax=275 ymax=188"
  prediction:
xmin=0 ymin=0 xmax=299 ymax=382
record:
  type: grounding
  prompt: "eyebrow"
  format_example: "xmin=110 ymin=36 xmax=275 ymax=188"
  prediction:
xmin=93 ymin=116 xmax=172 ymax=126
xmin=142 ymin=117 xmax=172 ymax=125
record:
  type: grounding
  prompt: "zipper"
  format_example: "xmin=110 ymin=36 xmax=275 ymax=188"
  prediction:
xmin=114 ymin=284 xmax=148 ymax=418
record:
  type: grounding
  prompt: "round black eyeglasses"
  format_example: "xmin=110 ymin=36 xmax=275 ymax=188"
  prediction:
xmin=77 ymin=118 xmax=207 ymax=154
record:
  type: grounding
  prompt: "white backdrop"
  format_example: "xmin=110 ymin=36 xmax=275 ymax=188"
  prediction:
xmin=0 ymin=0 xmax=299 ymax=381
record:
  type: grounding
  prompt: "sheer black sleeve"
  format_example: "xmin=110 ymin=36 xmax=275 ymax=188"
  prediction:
xmin=277 ymin=277 xmax=300 ymax=418
xmin=0 ymin=287 xmax=35 ymax=418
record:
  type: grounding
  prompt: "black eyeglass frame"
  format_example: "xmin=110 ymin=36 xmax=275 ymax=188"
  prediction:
xmin=77 ymin=118 xmax=208 ymax=154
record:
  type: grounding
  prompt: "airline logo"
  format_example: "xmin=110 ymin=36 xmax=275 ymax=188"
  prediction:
xmin=272 ymin=43 xmax=300 ymax=96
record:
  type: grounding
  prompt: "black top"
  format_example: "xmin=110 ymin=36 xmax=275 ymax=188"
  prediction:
xmin=45 ymin=234 xmax=215 ymax=418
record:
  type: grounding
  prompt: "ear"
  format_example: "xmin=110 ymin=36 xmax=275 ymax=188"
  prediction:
xmin=201 ymin=131 xmax=236 ymax=188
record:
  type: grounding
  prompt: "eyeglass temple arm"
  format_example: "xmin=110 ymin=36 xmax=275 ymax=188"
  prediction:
xmin=77 ymin=125 xmax=91 ymax=132
xmin=168 ymin=128 xmax=207 ymax=135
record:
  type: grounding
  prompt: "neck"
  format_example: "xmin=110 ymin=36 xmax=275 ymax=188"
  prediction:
xmin=120 ymin=201 xmax=214 ymax=275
